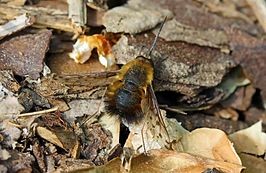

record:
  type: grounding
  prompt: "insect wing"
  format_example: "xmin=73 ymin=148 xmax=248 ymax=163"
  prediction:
xmin=143 ymin=84 xmax=170 ymax=149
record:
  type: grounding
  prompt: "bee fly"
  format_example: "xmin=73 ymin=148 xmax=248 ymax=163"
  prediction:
xmin=105 ymin=17 xmax=170 ymax=150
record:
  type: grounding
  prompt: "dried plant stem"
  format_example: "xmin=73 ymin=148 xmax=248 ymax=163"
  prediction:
xmin=17 ymin=106 xmax=59 ymax=118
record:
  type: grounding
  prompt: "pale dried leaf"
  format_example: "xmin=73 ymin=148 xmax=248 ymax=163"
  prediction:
xmin=98 ymin=113 xmax=120 ymax=150
xmin=176 ymin=128 xmax=242 ymax=166
xmin=229 ymin=121 xmax=266 ymax=155
xmin=36 ymin=126 xmax=65 ymax=150
xmin=1 ymin=120 xmax=22 ymax=148
xmin=0 ymin=147 xmax=11 ymax=160
xmin=64 ymin=99 xmax=102 ymax=123
xmin=0 ymin=85 xmax=24 ymax=120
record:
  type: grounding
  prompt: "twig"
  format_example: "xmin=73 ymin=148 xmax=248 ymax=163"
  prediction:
xmin=17 ymin=106 xmax=59 ymax=118
xmin=246 ymin=0 xmax=266 ymax=32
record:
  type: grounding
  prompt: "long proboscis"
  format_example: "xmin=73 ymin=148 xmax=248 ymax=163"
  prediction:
xmin=147 ymin=16 xmax=167 ymax=57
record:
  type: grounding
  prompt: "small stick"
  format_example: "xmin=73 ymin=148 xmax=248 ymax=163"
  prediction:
xmin=17 ymin=106 xmax=59 ymax=118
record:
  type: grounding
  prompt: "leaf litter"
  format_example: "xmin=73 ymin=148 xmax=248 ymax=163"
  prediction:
xmin=0 ymin=0 xmax=266 ymax=172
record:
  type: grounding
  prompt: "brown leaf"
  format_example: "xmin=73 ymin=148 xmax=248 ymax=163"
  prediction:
xmin=73 ymin=149 xmax=243 ymax=173
xmin=36 ymin=126 xmax=65 ymax=150
xmin=240 ymin=153 xmax=266 ymax=173
xmin=0 ymin=30 xmax=52 ymax=79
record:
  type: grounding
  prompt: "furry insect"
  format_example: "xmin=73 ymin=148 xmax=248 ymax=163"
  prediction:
xmin=105 ymin=56 xmax=154 ymax=123
xmin=105 ymin=18 xmax=170 ymax=151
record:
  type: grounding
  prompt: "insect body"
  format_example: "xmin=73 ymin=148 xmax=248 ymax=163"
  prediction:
xmin=106 ymin=56 xmax=154 ymax=123
xmin=105 ymin=17 xmax=170 ymax=153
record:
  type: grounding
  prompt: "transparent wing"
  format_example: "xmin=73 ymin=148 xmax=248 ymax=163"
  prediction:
xmin=123 ymin=84 xmax=171 ymax=153
xmin=144 ymin=84 xmax=170 ymax=149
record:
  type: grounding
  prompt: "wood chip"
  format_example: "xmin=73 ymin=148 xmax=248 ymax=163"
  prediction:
xmin=0 ymin=14 xmax=35 ymax=40
xmin=0 ymin=3 xmax=82 ymax=34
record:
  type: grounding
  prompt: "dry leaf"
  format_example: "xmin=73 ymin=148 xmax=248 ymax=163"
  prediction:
xmin=0 ymin=120 xmax=22 ymax=148
xmin=176 ymin=128 xmax=242 ymax=166
xmin=229 ymin=121 xmax=266 ymax=155
xmin=0 ymin=84 xmax=24 ymax=120
xmin=240 ymin=153 xmax=266 ymax=173
xmin=36 ymin=126 xmax=65 ymax=150
xmin=64 ymin=99 xmax=102 ymax=124
xmin=0 ymin=147 xmax=11 ymax=160
xmin=99 ymin=113 xmax=121 ymax=151
xmin=71 ymin=149 xmax=243 ymax=173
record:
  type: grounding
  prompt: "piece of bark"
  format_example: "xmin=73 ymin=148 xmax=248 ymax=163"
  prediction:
xmin=244 ymin=107 xmax=266 ymax=125
xmin=4 ymin=0 xmax=26 ymax=6
xmin=81 ymin=123 xmax=112 ymax=165
xmin=195 ymin=0 xmax=254 ymax=24
xmin=0 ymin=14 xmax=35 ymax=40
xmin=0 ymin=30 xmax=52 ymax=79
xmin=30 ymin=71 xmax=115 ymax=100
xmin=246 ymin=0 xmax=266 ymax=32
xmin=103 ymin=0 xmax=173 ymax=34
xmin=0 ymin=151 xmax=34 ymax=173
xmin=152 ymin=19 xmax=229 ymax=51
xmin=0 ymin=70 xmax=20 ymax=93
xmin=67 ymin=0 xmax=87 ymax=26
xmin=86 ymin=7 xmax=105 ymax=27
xmin=0 ymin=3 xmax=82 ymax=34
xmin=18 ymin=88 xmax=51 ymax=112
xmin=226 ymin=29 xmax=266 ymax=102
xmin=32 ymin=140 xmax=46 ymax=173
xmin=175 ymin=114 xmax=249 ymax=134
xmin=221 ymin=85 xmax=256 ymax=111
xmin=155 ymin=0 xmax=262 ymax=35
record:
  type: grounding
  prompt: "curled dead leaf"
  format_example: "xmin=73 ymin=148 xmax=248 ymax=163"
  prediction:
xmin=69 ymin=149 xmax=243 ymax=173
xmin=175 ymin=128 xmax=242 ymax=166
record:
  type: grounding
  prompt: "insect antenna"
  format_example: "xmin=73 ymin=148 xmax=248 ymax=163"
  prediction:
xmin=147 ymin=16 xmax=167 ymax=57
